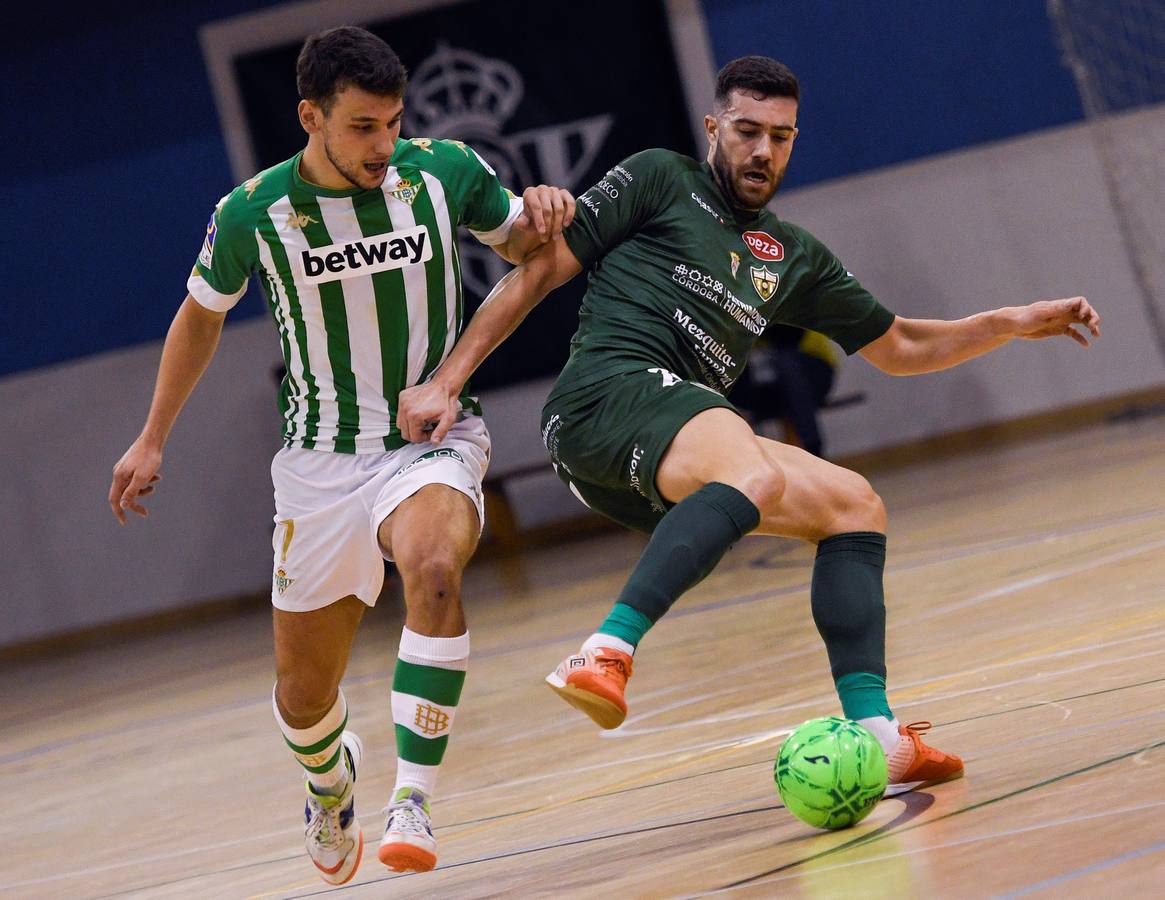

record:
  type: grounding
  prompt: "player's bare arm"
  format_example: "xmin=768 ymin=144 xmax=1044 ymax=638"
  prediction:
xmin=492 ymin=185 xmax=576 ymax=264
xmin=397 ymin=237 xmax=583 ymax=443
xmin=108 ymin=295 xmax=227 ymax=523
xmin=859 ymin=296 xmax=1100 ymax=376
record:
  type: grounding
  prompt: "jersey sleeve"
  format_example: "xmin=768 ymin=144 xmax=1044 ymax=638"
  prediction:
xmin=186 ymin=190 xmax=258 ymax=312
xmin=780 ymin=226 xmax=895 ymax=354
xmin=563 ymin=149 xmax=675 ymax=269
xmin=450 ymin=143 xmax=522 ymax=245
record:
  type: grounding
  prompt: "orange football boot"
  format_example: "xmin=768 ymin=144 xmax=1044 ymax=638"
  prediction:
xmin=545 ymin=647 xmax=634 ymax=729
xmin=884 ymin=721 xmax=964 ymax=796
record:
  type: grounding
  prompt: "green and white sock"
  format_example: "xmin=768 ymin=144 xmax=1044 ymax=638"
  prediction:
xmin=273 ymin=687 xmax=350 ymax=796
xmin=391 ymin=627 xmax=469 ymax=797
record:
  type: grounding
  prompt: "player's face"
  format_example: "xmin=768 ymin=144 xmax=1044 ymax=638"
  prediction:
xmin=303 ymin=86 xmax=404 ymax=191
xmin=705 ymin=91 xmax=798 ymax=211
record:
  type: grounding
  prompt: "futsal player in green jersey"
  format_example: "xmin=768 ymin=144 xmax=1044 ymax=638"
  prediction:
xmin=398 ymin=56 xmax=1101 ymax=798
xmin=108 ymin=27 xmax=574 ymax=883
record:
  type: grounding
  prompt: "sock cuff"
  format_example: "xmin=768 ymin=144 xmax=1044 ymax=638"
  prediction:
xmin=696 ymin=482 xmax=761 ymax=536
xmin=399 ymin=626 xmax=470 ymax=671
xmin=273 ymin=685 xmax=347 ymax=747
xmin=816 ymin=531 xmax=887 ymax=560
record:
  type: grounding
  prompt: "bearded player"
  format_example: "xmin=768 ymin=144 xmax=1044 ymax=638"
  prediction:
xmin=396 ymin=56 xmax=1100 ymax=796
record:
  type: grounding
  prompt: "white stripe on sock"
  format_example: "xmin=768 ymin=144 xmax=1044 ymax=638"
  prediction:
xmin=398 ymin=626 xmax=470 ymax=671
xmin=583 ymin=632 xmax=635 ymax=656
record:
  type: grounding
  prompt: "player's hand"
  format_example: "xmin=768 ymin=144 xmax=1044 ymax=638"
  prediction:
xmin=397 ymin=381 xmax=460 ymax=444
xmin=108 ymin=439 xmax=163 ymax=525
xmin=1012 ymin=296 xmax=1101 ymax=347
xmin=518 ymin=185 xmax=575 ymax=242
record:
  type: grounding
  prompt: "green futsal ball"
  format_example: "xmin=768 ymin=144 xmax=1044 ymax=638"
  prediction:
xmin=774 ymin=716 xmax=888 ymax=830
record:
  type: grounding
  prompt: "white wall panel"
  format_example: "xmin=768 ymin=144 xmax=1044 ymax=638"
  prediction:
xmin=4 ymin=114 xmax=1163 ymax=646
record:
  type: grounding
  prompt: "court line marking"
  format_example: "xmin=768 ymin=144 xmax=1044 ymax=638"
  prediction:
xmin=913 ymin=534 xmax=1165 ymax=620
xmin=693 ymin=800 xmax=1165 ymax=896
xmin=712 ymin=737 xmax=1165 ymax=890
xmin=24 ymin=677 xmax=1163 ymax=897
xmin=5 ymin=506 xmax=1160 ymax=767
xmin=994 ymin=839 xmax=1165 ymax=899
xmin=293 ymin=738 xmax=1165 ymax=898
xmin=609 ymin=626 xmax=1165 ymax=737
xmin=10 ymin=615 xmax=1163 ymax=890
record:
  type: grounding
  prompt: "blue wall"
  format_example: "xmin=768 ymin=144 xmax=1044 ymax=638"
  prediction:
xmin=706 ymin=0 xmax=1084 ymax=189
xmin=2 ymin=0 xmax=1085 ymax=377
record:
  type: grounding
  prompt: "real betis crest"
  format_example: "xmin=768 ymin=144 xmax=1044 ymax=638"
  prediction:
xmin=729 ymin=251 xmax=741 ymax=278
xmin=274 ymin=567 xmax=296 ymax=596
xmin=750 ymin=265 xmax=779 ymax=301
xmin=390 ymin=176 xmax=425 ymax=205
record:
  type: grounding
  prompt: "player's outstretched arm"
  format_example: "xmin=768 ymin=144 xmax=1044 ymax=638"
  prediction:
xmin=108 ymin=295 xmax=228 ymax=523
xmin=397 ymin=237 xmax=583 ymax=443
xmin=859 ymin=296 xmax=1100 ymax=376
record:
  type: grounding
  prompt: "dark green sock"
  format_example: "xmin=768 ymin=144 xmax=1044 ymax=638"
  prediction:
xmin=811 ymin=532 xmax=892 ymax=717
xmin=835 ymin=671 xmax=893 ymax=720
xmin=605 ymin=482 xmax=760 ymax=647
xmin=596 ymin=603 xmax=654 ymax=648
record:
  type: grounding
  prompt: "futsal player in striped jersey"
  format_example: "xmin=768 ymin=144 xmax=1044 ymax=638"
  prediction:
xmin=109 ymin=26 xmax=573 ymax=883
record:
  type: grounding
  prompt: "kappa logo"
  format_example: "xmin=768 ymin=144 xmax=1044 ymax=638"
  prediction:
xmin=743 ymin=230 xmax=784 ymax=262
xmin=648 ymin=367 xmax=682 ymax=388
xmin=244 ymin=176 xmax=262 ymax=199
xmin=750 ymin=266 xmax=779 ymax=301
xmin=729 ymin=251 xmax=741 ymax=278
xmin=300 ymin=225 xmax=431 ymax=284
xmin=414 ymin=703 xmax=450 ymax=736
xmin=287 ymin=211 xmax=317 ymax=230
xmin=198 ymin=214 xmax=217 ymax=269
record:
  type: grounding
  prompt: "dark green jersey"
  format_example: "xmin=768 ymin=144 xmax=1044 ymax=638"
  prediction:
xmin=560 ymin=149 xmax=894 ymax=393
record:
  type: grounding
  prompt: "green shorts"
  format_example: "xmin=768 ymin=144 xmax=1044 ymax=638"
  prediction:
xmin=540 ymin=367 xmax=740 ymax=533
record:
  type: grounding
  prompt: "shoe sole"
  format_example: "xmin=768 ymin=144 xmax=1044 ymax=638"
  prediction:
xmin=545 ymin=673 xmax=626 ymax=729
xmin=884 ymin=768 xmax=964 ymax=797
xmin=379 ymin=841 xmax=437 ymax=873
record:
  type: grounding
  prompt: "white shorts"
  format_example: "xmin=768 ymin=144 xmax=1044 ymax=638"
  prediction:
xmin=268 ymin=416 xmax=490 ymax=612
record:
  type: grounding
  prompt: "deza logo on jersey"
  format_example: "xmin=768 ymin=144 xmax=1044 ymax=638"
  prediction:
xmin=300 ymin=225 xmax=432 ymax=284
xmin=742 ymin=230 xmax=784 ymax=262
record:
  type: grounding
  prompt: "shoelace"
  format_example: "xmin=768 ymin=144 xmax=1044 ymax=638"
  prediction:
xmin=594 ymin=653 xmax=631 ymax=678
xmin=307 ymin=796 xmax=346 ymax=849
xmin=386 ymin=801 xmax=432 ymax=837
xmin=902 ymin=721 xmax=933 ymax=736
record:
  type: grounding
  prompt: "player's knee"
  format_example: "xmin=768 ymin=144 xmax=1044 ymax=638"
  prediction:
xmin=734 ymin=458 xmax=786 ymax=514
xmin=275 ymin=671 xmax=340 ymax=725
xmin=835 ymin=474 xmax=886 ymax=533
xmin=399 ymin=551 xmax=464 ymax=606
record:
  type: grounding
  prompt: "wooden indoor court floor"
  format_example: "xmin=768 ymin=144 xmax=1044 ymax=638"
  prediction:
xmin=3 ymin=413 xmax=1164 ymax=899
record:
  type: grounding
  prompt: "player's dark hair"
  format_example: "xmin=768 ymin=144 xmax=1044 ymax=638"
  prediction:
xmin=296 ymin=26 xmax=408 ymax=113
xmin=714 ymin=56 xmax=800 ymax=108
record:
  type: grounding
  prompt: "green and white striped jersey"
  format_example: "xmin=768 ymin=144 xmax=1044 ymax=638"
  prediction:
xmin=188 ymin=138 xmax=521 ymax=453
